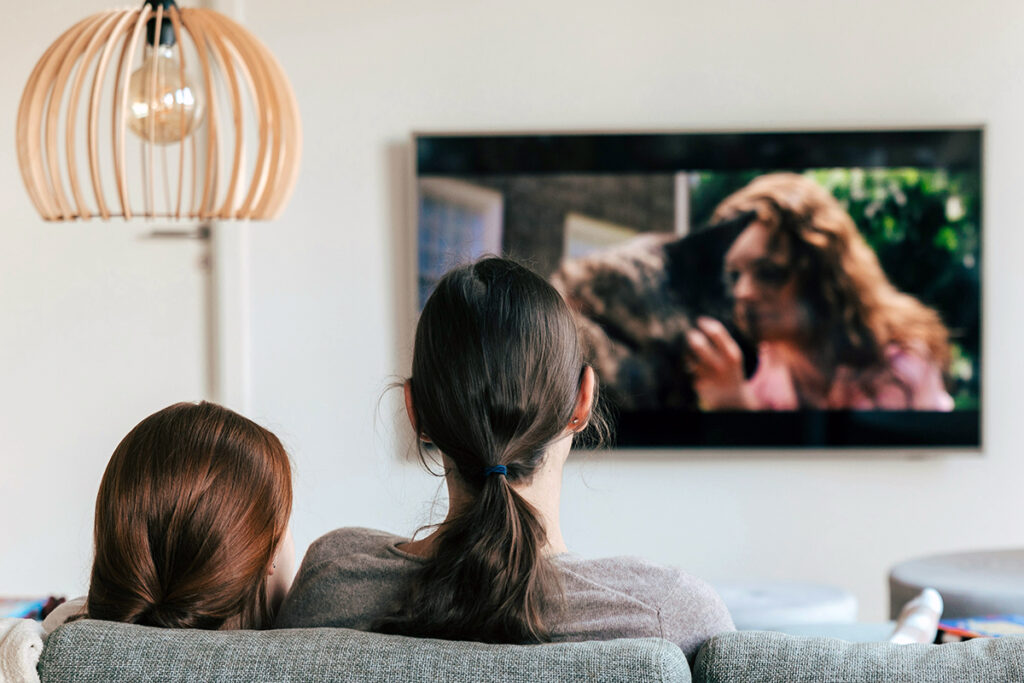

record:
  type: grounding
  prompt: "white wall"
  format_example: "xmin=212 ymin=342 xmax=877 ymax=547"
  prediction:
xmin=1 ymin=1 xmax=207 ymax=595
xmin=240 ymin=0 xmax=1024 ymax=622
xmin=4 ymin=0 xmax=1023 ymax=623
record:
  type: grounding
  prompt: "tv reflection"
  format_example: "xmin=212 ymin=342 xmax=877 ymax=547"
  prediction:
xmin=552 ymin=173 xmax=954 ymax=412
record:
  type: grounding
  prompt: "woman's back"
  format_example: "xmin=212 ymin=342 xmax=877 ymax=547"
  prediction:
xmin=276 ymin=527 xmax=733 ymax=663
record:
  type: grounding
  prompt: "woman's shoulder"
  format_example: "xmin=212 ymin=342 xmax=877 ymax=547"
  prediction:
xmin=274 ymin=527 xmax=413 ymax=629
xmin=41 ymin=596 xmax=87 ymax=635
xmin=303 ymin=526 xmax=409 ymax=565
xmin=559 ymin=554 xmax=729 ymax=615
xmin=559 ymin=554 xmax=683 ymax=589
xmin=556 ymin=554 xmax=734 ymax=660
xmin=880 ymin=343 xmax=954 ymax=410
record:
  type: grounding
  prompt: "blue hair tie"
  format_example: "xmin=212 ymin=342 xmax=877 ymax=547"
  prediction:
xmin=484 ymin=465 xmax=507 ymax=477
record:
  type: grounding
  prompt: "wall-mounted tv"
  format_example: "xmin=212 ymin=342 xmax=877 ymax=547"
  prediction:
xmin=414 ymin=129 xmax=982 ymax=449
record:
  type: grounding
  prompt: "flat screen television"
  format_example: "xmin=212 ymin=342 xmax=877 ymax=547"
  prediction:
xmin=414 ymin=129 xmax=982 ymax=449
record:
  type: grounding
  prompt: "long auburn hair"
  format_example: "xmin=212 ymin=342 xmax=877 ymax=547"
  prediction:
xmin=376 ymin=257 xmax=604 ymax=644
xmin=712 ymin=173 xmax=950 ymax=383
xmin=86 ymin=401 xmax=292 ymax=630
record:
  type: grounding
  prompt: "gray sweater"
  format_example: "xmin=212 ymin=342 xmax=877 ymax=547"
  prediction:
xmin=275 ymin=527 xmax=734 ymax=662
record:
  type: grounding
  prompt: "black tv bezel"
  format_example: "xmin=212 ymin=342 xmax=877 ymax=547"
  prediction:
xmin=413 ymin=127 xmax=983 ymax=450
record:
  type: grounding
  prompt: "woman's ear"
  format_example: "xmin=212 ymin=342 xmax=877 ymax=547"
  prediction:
xmin=569 ymin=365 xmax=596 ymax=431
xmin=404 ymin=379 xmax=417 ymax=434
xmin=405 ymin=379 xmax=430 ymax=442
xmin=267 ymin=527 xmax=296 ymax=614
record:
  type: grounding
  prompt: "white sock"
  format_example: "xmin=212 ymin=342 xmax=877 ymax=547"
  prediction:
xmin=889 ymin=588 xmax=943 ymax=644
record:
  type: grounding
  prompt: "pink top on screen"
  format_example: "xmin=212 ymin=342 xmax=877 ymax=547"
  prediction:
xmin=748 ymin=343 xmax=955 ymax=411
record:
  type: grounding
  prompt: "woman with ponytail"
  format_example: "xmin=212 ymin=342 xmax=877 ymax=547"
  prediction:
xmin=277 ymin=258 xmax=733 ymax=661
xmin=46 ymin=401 xmax=294 ymax=632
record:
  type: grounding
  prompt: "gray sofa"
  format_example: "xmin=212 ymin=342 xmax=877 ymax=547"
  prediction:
xmin=695 ymin=631 xmax=1024 ymax=682
xmin=38 ymin=619 xmax=1024 ymax=682
xmin=38 ymin=620 xmax=687 ymax=683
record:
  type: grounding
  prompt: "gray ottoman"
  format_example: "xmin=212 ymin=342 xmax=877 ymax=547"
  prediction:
xmin=890 ymin=549 xmax=1024 ymax=619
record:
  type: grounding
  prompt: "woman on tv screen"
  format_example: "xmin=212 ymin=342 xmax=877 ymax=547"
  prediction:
xmin=687 ymin=173 xmax=953 ymax=411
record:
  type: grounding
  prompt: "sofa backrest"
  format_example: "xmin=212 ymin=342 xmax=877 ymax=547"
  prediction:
xmin=38 ymin=620 xmax=691 ymax=683
xmin=693 ymin=630 xmax=1024 ymax=683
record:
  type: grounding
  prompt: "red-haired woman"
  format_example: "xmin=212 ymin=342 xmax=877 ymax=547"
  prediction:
xmin=688 ymin=173 xmax=954 ymax=411
xmin=44 ymin=401 xmax=294 ymax=631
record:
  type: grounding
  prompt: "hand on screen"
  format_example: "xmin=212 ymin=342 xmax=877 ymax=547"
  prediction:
xmin=687 ymin=317 xmax=754 ymax=410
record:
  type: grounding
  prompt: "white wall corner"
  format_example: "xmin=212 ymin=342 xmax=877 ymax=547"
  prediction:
xmin=203 ymin=0 xmax=250 ymax=414
xmin=208 ymin=221 xmax=252 ymax=414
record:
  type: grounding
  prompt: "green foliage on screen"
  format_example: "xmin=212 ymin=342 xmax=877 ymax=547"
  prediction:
xmin=689 ymin=168 xmax=981 ymax=408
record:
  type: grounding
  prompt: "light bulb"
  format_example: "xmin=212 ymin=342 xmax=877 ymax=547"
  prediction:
xmin=127 ymin=44 xmax=205 ymax=144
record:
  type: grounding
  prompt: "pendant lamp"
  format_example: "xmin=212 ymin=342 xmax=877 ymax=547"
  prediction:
xmin=17 ymin=0 xmax=301 ymax=222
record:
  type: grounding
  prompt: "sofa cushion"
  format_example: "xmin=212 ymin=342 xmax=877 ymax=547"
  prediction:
xmin=693 ymin=630 xmax=1024 ymax=683
xmin=38 ymin=619 xmax=690 ymax=683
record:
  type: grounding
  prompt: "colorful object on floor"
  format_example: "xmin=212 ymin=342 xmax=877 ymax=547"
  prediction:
xmin=938 ymin=614 xmax=1024 ymax=641
xmin=0 ymin=597 xmax=49 ymax=620
xmin=0 ymin=596 xmax=65 ymax=621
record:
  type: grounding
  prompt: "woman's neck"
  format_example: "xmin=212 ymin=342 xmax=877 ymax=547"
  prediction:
xmin=400 ymin=437 xmax=570 ymax=557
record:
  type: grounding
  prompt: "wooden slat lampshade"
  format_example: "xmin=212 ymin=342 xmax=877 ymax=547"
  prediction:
xmin=17 ymin=0 xmax=301 ymax=221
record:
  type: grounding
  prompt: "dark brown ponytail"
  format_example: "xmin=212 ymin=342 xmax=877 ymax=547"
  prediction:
xmin=377 ymin=258 xmax=604 ymax=643
xmin=86 ymin=401 xmax=292 ymax=630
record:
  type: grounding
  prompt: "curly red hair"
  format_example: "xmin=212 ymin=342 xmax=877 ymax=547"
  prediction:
xmin=712 ymin=173 xmax=950 ymax=386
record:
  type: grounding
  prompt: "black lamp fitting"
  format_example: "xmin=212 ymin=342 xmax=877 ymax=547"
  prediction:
xmin=143 ymin=0 xmax=180 ymax=48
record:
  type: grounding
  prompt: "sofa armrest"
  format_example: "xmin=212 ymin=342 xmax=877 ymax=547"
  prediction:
xmin=693 ymin=630 xmax=1024 ymax=683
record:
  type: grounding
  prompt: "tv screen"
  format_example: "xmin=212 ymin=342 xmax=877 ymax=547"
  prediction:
xmin=414 ymin=129 xmax=982 ymax=449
